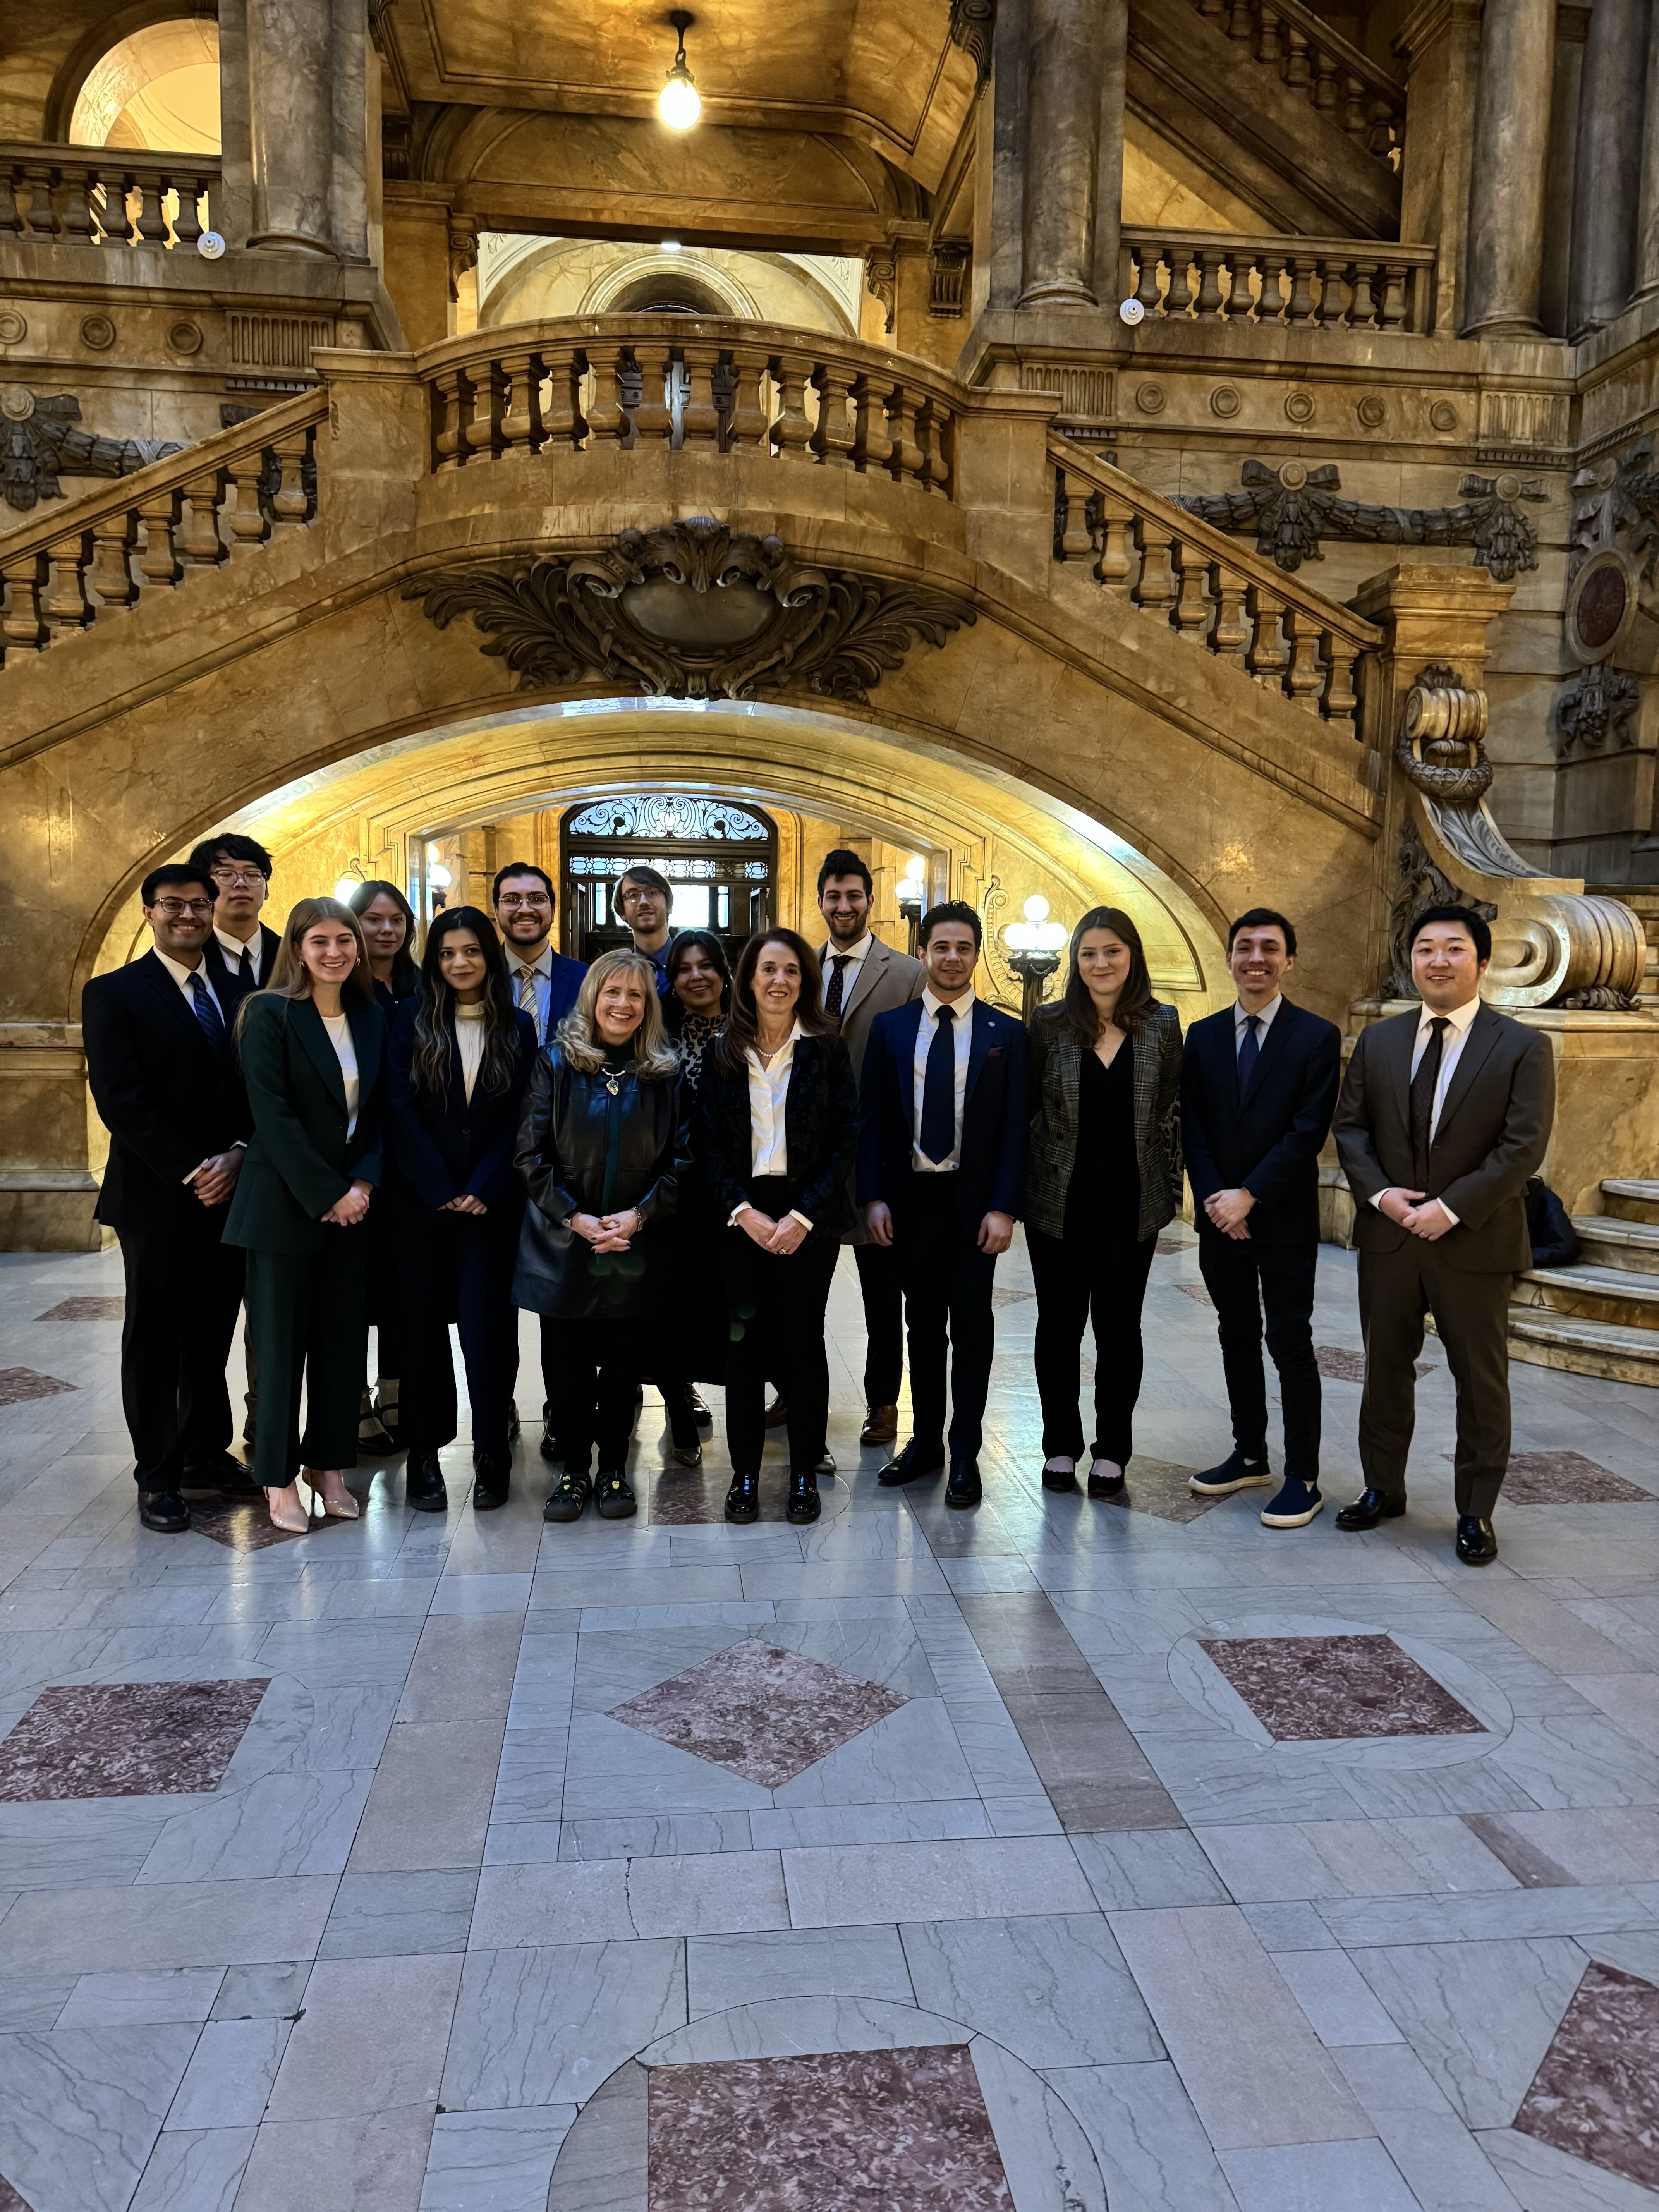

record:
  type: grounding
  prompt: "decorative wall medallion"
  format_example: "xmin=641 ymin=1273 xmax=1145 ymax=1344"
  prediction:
xmin=0 ymin=392 xmax=182 ymax=512
xmin=0 ymin=385 xmax=33 ymax=422
xmin=79 ymin=314 xmax=116 ymax=352
xmin=1283 ymin=388 xmax=1316 ymax=424
xmin=1133 ymin=380 xmax=1166 ymax=414
xmin=1565 ymin=548 xmax=1637 ymax=665
xmin=0 ymin=310 xmax=26 ymax=345
xmin=167 ymin=319 xmax=204 ymax=356
xmin=1209 ymin=385 xmax=1241 ymax=419
xmin=1357 ymin=395 xmax=1387 ymax=428
xmin=1429 ymin=398 xmax=1459 ymax=432
xmin=404 ymin=518 xmax=976 ymax=705
xmin=1175 ymin=459 xmax=1544 ymax=576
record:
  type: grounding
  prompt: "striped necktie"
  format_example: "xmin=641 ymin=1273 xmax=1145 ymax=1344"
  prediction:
xmin=516 ymin=967 xmax=541 ymax=1039
xmin=189 ymin=970 xmax=226 ymax=1048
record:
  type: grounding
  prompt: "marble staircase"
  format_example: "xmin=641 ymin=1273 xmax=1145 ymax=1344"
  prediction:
xmin=1510 ymin=1178 xmax=1659 ymax=1386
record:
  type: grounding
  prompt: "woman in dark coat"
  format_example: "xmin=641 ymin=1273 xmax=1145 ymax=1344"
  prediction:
xmin=654 ymin=928 xmax=732 ymax=1462
xmin=349 ymin=879 xmax=421 ymax=1453
xmin=515 ymin=950 xmax=687 ymax=1525
xmin=1025 ymin=905 xmax=1183 ymax=1498
xmin=224 ymin=897 xmax=385 ymax=1532
xmin=387 ymin=906 xmax=536 ymax=1517
xmin=693 ymin=928 xmax=857 ymax=1527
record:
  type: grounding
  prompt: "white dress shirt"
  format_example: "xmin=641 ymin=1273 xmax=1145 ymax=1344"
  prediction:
xmin=912 ymin=986 xmax=975 ymax=1172
xmin=156 ymin=948 xmax=226 ymax=1022
xmin=455 ymin=1002 xmax=486 ymax=1104
xmin=732 ymin=1022 xmax=813 ymax=1230
xmin=1371 ymin=993 xmax=1482 ymax=1223
xmin=821 ymin=933 xmax=872 ymax=1018
xmin=509 ymin=943 xmax=555 ymax=1045
xmin=1233 ymin=992 xmax=1283 ymax=1055
xmin=214 ymin=925 xmax=266 ymax=984
xmin=320 ymin=1011 xmax=360 ymax=1139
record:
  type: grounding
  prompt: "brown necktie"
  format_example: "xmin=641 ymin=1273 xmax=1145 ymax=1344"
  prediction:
xmin=1409 ymin=1017 xmax=1449 ymax=1188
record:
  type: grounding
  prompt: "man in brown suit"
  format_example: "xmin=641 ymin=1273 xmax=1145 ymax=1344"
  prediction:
xmin=1333 ymin=905 xmax=1554 ymax=1565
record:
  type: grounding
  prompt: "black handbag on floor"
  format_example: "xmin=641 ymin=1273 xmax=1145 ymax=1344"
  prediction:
xmin=1525 ymin=1177 xmax=1581 ymax=1268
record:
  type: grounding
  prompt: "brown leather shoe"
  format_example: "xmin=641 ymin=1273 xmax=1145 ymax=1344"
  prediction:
xmin=764 ymin=1395 xmax=789 ymax=1429
xmin=860 ymin=1403 xmax=899 ymax=1448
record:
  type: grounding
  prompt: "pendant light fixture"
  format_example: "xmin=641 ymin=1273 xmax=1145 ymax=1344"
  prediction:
xmin=658 ymin=11 xmax=702 ymax=130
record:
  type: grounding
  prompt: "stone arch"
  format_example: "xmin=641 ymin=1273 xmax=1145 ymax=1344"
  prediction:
xmin=57 ymin=12 xmax=220 ymax=152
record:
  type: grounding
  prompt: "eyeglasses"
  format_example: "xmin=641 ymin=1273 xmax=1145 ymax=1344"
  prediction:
xmin=210 ymin=867 xmax=266 ymax=886
xmin=150 ymin=899 xmax=215 ymax=917
xmin=498 ymin=893 xmax=551 ymax=910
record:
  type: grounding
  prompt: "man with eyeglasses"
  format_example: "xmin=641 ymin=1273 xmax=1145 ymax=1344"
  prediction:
xmin=189 ymin=834 xmax=280 ymax=1013
xmin=82 ymin=866 xmax=254 ymax=1533
xmin=615 ymin=866 xmax=676 ymax=994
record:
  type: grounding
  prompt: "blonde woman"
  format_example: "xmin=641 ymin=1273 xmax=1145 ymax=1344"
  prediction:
xmin=225 ymin=897 xmax=386 ymax=1532
xmin=514 ymin=951 xmax=687 ymax=1525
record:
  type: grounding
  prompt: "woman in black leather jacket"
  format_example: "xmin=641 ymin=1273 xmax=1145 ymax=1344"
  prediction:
xmin=514 ymin=951 xmax=688 ymax=1524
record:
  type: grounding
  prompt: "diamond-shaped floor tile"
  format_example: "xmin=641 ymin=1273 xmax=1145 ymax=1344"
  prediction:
xmin=0 ymin=2174 xmax=37 ymax=2211
xmin=1316 ymin=1345 xmax=1433 ymax=1383
xmin=1199 ymin=1633 xmax=1484 ymax=1742
xmin=608 ymin=1638 xmax=907 ymax=1788
xmin=1515 ymin=1960 xmax=1659 ymax=2191
xmin=0 ymin=1368 xmax=76 ymax=1408
xmin=34 ymin=1297 xmax=124 ymax=1321
xmin=1489 ymin=1451 xmax=1653 ymax=1504
xmin=0 ymin=1679 xmax=271 ymax=1800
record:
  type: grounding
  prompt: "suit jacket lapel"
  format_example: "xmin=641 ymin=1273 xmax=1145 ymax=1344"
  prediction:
xmin=964 ymin=1001 xmax=994 ymax=1105
xmin=1432 ymin=1003 xmax=1499 ymax=1143
xmin=345 ymin=993 xmax=381 ymax=1102
xmin=1215 ymin=1011 xmax=1242 ymax=1112
xmin=292 ymin=997 xmax=347 ymax=1109
xmin=829 ymin=941 xmax=882 ymax=1026
xmin=136 ymin=951 xmax=214 ymax=1060
xmin=1239 ymin=1003 xmax=1289 ymax=1106
xmin=892 ymin=998 xmax=925 ymax=1118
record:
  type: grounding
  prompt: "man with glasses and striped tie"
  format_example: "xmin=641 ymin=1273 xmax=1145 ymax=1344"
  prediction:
xmin=82 ymin=866 xmax=254 ymax=1534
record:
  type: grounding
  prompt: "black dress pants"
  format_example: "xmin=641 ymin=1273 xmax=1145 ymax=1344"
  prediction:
xmin=364 ymin=1204 xmax=402 ymax=1395
xmin=893 ymin=1175 xmax=996 ymax=1460
xmin=1197 ymin=1231 xmax=1321 ymax=1482
xmin=115 ymin=1209 xmax=245 ymax=1489
xmin=546 ymin=1318 xmax=641 ymax=1473
xmin=397 ymin=1206 xmax=522 ymax=1458
xmin=721 ymin=1184 xmax=838 ymax=1476
xmin=1028 ymin=1223 xmax=1156 ymax=1465
xmin=854 ymin=1239 xmax=904 ymax=1405
xmin=1358 ymin=1242 xmax=1514 ymax=1518
xmin=242 ymin=1237 xmax=369 ymax=1491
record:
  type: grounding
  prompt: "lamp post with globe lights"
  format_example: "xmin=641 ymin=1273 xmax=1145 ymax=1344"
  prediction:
xmin=1003 ymin=895 xmax=1068 ymax=1022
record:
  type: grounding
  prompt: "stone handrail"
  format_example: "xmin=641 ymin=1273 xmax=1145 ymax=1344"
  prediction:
xmin=0 ymin=390 xmax=325 ymax=666
xmin=419 ymin=316 xmax=962 ymax=497
xmin=1190 ymin=0 xmax=1405 ymax=163
xmin=0 ymin=140 xmax=220 ymax=250
xmin=1050 ymin=436 xmax=1382 ymax=736
xmin=1122 ymin=228 xmax=1436 ymax=335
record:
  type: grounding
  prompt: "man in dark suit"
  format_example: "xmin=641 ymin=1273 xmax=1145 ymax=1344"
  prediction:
xmin=817 ymin=848 xmax=925 ymax=1449
xmin=1182 ymin=908 xmax=1342 ymax=1529
xmin=1333 ymin=904 xmax=1554 ymax=1565
xmin=616 ymin=865 xmax=678 ymax=996
xmin=82 ymin=865 xmax=253 ymax=1533
xmin=859 ymin=901 xmax=1029 ymax=1508
xmin=189 ymin=833 xmax=281 ymax=1013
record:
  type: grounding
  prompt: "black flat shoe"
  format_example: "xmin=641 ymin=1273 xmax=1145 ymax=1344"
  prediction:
xmin=689 ymin=1388 xmax=713 ymax=1429
xmin=1041 ymin=1460 xmax=1078 ymax=1492
xmin=946 ymin=1456 xmax=982 ymax=1509
xmin=670 ymin=1440 xmax=704 ymax=1468
xmin=594 ymin=1470 xmax=637 ymax=1520
xmin=787 ymin=1472 xmax=821 ymax=1524
xmin=539 ymin=1420 xmax=564 ymax=1465
xmin=1087 ymin=1461 xmax=1126 ymax=1499
xmin=1334 ymin=1487 xmax=1407 ymax=1531
xmin=543 ymin=1468 xmax=591 ymax=1522
xmin=1456 ymin=1514 xmax=1498 ymax=1565
xmin=815 ymin=1451 xmax=836 ymax=1479
xmin=725 ymin=1471 xmax=759 ymax=1524
xmin=404 ymin=1451 xmax=448 ymax=1513
xmin=472 ymin=1450 xmax=511 ymax=1511
xmin=1188 ymin=1450 xmax=1274 ymax=1498
xmin=138 ymin=1489 xmax=190 ymax=1533
xmin=878 ymin=1440 xmax=946 ymax=1487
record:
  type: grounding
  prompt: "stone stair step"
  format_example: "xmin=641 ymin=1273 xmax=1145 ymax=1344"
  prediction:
xmin=1602 ymin=1179 xmax=1659 ymax=1226
xmin=1572 ymin=1214 xmax=1659 ymax=1276
xmin=1508 ymin=1307 xmax=1659 ymax=1388
xmin=1513 ymin=1262 xmax=1659 ymax=1332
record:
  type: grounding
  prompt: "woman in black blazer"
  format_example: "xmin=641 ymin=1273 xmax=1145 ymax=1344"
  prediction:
xmin=388 ymin=906 xmax=536 ymax=1517
xmin=1025 ymin=906 xmax=1183 ymax=1499
xmin=350 ymin=878 xmax=421 ymax=1455
xmin=693 ymin=928 xmax=857 ymax=1527
xmin=653 ymin=929 xmax=732 ymax=1463
xmin=223 ymin=897 xmax=386 ymax=1532
xmin=515 ymin=951 xmax=687 ymax=1525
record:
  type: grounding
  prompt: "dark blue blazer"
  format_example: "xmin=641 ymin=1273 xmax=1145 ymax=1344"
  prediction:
xmin=1180 ymin=998 xmax=1341 ymax=1245
xmin=387 ymin=1001 xmax=538 ymax=1211
xmin=857 ymin=997 xmax=1029 ymax=1229
xmin=543 ymin=952 xmax=588 ymax=1032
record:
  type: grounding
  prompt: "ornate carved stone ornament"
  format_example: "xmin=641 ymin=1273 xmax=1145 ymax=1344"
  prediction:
xmin=1555 ymin=666 xmax=1643 ymax=757
xmin=863 ymin=248 xmax=897 ymax=336
xmin=1173 ymin=459 xmax=1545 ymax=579
xmin=402 ymin=518 xmax=976 ymax=705
xmin=1384 ymin=816 xmax=1495 ymax=998
xmin=949 ymin=0 xmax=996 ymax=83
xmin=0 ymin=387 xmax=182 ymax=514
xmin=1571 ymin=441 xmax=1659 ymax=581
xmin=928 ymin=243 xmax=970 ymax=320
xmin=447 ymin=214 xmax=480 ymax=304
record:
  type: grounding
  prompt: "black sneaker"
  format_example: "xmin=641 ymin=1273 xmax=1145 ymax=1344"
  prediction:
xmin=1189 ymin=1451 xmax=1274 ymax=1498
xmin=1261 ymin=1478 xmax=1323 ymax=1529
xmin=543 ymin=1469 xmax=591 ymax=1523
xmin=594 ymin=1470 xmax=637 ymax=1520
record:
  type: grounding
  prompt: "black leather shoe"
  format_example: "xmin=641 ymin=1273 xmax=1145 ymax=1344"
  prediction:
xmin=787 ymin=1471 xmax=822 ymax=1524
xmin=181 ymin=1452 xmax=259 ymax=1494
xmin=594 ymin=1470 xmax=637 ymax=1520
xmin=138 ymin=1489 xmax=190 ymax=1533
xmin=472 ymin=1450 xmax=511 ymax=1511
xmin=878 ymin=1440 xmax=946 ymax=1487
xmin=1456 ymin=1514 xmax=1498 ymax=1565
xmin=945 ymin=1456 xmax=982 ymax=1509
xmin=539 ymin=1420 xmax=563 ymax=1465
xmin=689 ymin=1388 xmax=713 ymax=1429
xmin=725 ymin=1470 xmax=759 ymax=1524
xmin=1334 ymin=1487 xmax=1407 ymax=1531
xmin=815 ymin=1451 xmax=836 ymax=1479
xmin=404 ymin=1451 xmax=448 ymax=1513
xmin=543 ymin=1468 xmax=591 ymax=1522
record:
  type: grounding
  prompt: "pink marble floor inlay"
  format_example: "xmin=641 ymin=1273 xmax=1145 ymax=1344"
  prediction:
xmin=1515 ymin=1961 xmax=1659 ymax=2192
xmin=1495 ymin=1451 xmax=1652 ymax=1504
xmin=0 ymin=1679 xmax=271 ymax=1800
xmin=1199 ymin=1633 xmax=1484 ymax=1742
xmin=647 ymin=2045 xmax=1012 ymax=2210
xmin=1104 ymin=1458 xmax=1217 ymax=1525
xmin=0 ymin=2175 xmax=37 ymax=2211
xmin=1316 ymin=1345 xmax=1433 ymax=1383
xmin=608 ymin=1638 xmax=907 ymax=1788
xmin=0 ymin=1369 xmax=76 ymax=1409
xmin=34 ymin=1297 xmax=124 ymax=1322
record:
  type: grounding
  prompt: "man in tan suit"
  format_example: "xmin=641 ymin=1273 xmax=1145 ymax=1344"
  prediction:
xmin=1333 ymin=905 xmax=1554 ymax=1565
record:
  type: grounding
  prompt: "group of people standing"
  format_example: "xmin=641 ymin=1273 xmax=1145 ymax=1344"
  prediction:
xmin=84 ymin=826 xmax=1553 ymax=1564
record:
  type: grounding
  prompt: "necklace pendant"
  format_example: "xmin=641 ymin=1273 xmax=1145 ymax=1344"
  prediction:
xmin=605 ymin=1071 xmax=620 ymax=1097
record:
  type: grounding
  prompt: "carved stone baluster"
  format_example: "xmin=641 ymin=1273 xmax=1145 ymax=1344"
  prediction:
xmin=728 ymin=347 xmax=770 ymax=448
xmin=585 ymin=348 xmax=630 ymax=444
xmin=89 ymin=518 xmax=137 ymax=613
xmin=1134 ymin=242 xmax=1164 ymax=316
xmin=0 ymin=165 xmax=24 ymax=239
xmin=137 ymin=491 xmax=181 ymax=587
xmin=178 ymin=473 xmax=225 ymax=564
xmin=1321 ymin=633 xmax=1360 ymax=730
xmin=1347 ymin=258 xmax=1379 ymax=328
xmin=1 ymin=555 xmax=45 ymax=655
xmin=632 ymin=342 xmax=675 ymax=443
xmin=1210 ymin=563 xmax=1250 ymax=662
xmin=1341 ymin=76 xmax=1368 ymax=138
xmin=463 ymin=362 xmax=502 ymax=462
xmin=850 ymin=375 xmax=884 ymax=471
xmin=1135 ymin=520 xmax=1177 ymax=616
xmin=60 ymin=165 xmax=94 ymax=241
xmin=1198 ymin=0 xmax=1225 ymax=15
xmin=134 ymin=174 xmax=168 ymax=244
xmin=1193 ymin=251 xmax=1224 ymax=318
xmin=1377 ymin=263 xmax=1408 ymax=329
xmin=1058 ymin=469 xmax=1094 ymax=561
xmin=1225 ymin=252 xmax=1255 ymax=319
xmin=1094 ymin=496 xmax=1133 ymax=584
xmin=432 ymin=369 xmax=466 ymax=470
xmin=811 ymin=366 xmax=855 ymax=468
xmin=680 ymin=341 xmax=723 ymax=448
xmin=1284 ymin=256 xmax=1316 ymax=323
xmin=1307 ymin=254 xmax=1338 ymax=327
xmin=224 ymin=460 xmax=269 ymax=551
xmin=22 ymin=165 xmax=57 ymax=237
xmin=542 ymin=347 xmax=586 ymax=448
xmin=45 ymin=536 xmax=89 ymax=631
xmin=1256 ymin=5 xmax=1283 ymax=64
xmin=1258 ymin=252 xmax=1290 ymax=323
xmin=770 ymin=356 xmax=814 ymax=459
xmin=498 ymin=349 xmax=541 ymax=457
xmin=1226 ymin=0 xmax=1253 ymax=35
xmin=270 ymin=430 xmax=312 ymax=524
xmin=172 ymin=175 xmax=204 ymax=246
xmin=920 ymin=398 xmax=952 ymax=496
xmin=1247 ymin=585 xmax=1290 ymax=691
xmin=1172 ymin=539 xmax=1212 ymax=641
xmin=1312 ymin=47 xmax=1340 ymax=112
xmin=1284 ymin=606 xmax=1323 ymax=708
xmin=889 ymin=386 xmax=925 ymax=486
xmin=1283 ymin=25 xmax=1311 ymax=88
xmin=1168 ymin=245 xmax=1200 ymax=316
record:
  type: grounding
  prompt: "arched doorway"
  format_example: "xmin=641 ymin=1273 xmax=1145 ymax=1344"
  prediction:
xmin=558 ymin=791 xmax=776 ymax=962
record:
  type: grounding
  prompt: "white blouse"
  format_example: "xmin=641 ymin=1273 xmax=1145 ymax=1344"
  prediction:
xmin=319 ymin=1012 xmax=359 ymax=1137
xmin=455 ymin=1002 xmax=486 ymax=1103
xmin=746 ymin=1022 xmax=802 ymax=1176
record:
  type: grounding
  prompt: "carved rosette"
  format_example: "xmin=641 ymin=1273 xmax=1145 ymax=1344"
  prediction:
xmin=402 ymin=518 xmax=976 ymax=706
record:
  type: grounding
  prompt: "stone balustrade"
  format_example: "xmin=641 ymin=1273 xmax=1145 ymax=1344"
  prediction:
xmin=0 ymin=142 xmax=219 ymax=251
xmin=421 ymin=317 xmax=960 ymax=496
xmin=0 ymin=391 xmax=323 ymax=665
xmin=1121 ymin=228 xmax=1437 ymax=333
xmin=1188 ymin=0 xmax=1405 ymax=162
xmin=1052 ymin=441 xmax=1382 ymax=735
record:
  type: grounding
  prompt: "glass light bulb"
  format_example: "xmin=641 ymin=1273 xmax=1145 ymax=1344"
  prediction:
xmin=428 ymin=863 xmax=452 ymax=889
xmin=1022 ymin=894 xmax=1050 ymax=922
xmin=333 ymin=876 xmax=361 ymax=903
xmin=658 ymin=70 xmax=701 ymax=129
xmin=903 ymin=856 xmax=926 ymax=883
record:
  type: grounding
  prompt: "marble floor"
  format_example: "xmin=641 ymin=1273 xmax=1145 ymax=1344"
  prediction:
xmin=2 ymin=1226 xmax=1658 ymax=2211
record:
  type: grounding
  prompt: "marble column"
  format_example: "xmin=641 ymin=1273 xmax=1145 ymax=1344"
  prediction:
xmin=245 ymin=0 xmax=336 ymax=255
xmin=1018 ymin=0 xmax=1106 ymax=306
xmin=1571 ymin=0 xmax=1647 ymax=329
xmin=1462 ymin=0 xmax=1557 ymax=337
xmin=1632 ymin=0 xmax=1659 ymax=297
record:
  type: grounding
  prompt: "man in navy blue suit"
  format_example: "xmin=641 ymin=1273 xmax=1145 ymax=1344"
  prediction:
xmin=858 ymin=902 xmax=1029 ymax=1508
xmin=1181 ymin=908 xmax=1341 ymax=1528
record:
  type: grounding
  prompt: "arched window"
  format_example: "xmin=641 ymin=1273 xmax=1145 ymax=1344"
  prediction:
xmin=68 ymin=20 xmax=220 ymax=153
xmin=560 ymin=794 xmax=775 ymax=962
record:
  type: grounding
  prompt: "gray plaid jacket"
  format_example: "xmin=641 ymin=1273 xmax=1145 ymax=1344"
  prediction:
xmin=1024 ymin=1001 xmax=1185 ymax=1243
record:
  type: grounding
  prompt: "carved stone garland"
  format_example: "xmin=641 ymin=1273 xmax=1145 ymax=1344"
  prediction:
xmin=0 ymin=386 xmax=182 ymax=514
xmin=1175 ymin=459 xmax=1545 ymax=579
xmin=402 ymin=518 xmax=976 ymax=706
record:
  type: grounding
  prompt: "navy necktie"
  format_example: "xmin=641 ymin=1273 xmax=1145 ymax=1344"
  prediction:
xmin=189 ymin=970 xmax=226 ymax=1049
xmin=919 ymin=1003 xmax=958 ymax=1164
xmin=1237 ymin=1012 xmax=1261 ymax=1088
xmin=826 ymin=955 xmax=852 ymax=1020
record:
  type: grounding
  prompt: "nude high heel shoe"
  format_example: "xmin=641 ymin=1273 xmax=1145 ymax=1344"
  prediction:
xmin=308 ymin=1468 xmax=360 ymax=1520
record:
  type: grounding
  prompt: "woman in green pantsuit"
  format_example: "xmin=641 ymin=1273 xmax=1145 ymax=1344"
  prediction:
xmin=225 ymin=896 xmax=386 ymax=1533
